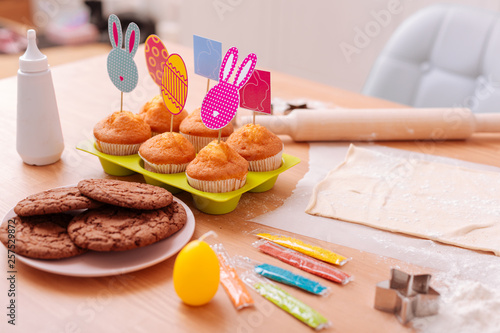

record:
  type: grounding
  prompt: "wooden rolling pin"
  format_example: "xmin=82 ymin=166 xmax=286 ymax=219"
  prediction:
xmin=238 ymin=108 xmax=500 ymax=141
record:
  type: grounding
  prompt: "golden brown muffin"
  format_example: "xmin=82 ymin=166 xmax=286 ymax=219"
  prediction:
xmin=138 ymin=95 xmax=188 ymax=134
xmin=179 ymin=108 xmax=234 ymax=152
xmin=139 ymin=132 xmax=196 ymax=173
xmin=186 ymin=140 xmax=248 ymax=193
xmin=226 ymin=124 xmax=283 ymax=171
xmin=94 ymin=111 xmax=151 ymax=155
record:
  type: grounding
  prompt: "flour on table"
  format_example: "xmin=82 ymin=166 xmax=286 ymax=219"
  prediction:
xmin=413 ymin=277 xmax=500 ymax=333
xmin=305 ymin=144 xmax=500 ymax=255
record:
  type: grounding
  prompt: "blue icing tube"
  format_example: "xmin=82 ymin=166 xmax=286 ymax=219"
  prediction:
xmin=254 ymin=263 xmax=328 ymax=295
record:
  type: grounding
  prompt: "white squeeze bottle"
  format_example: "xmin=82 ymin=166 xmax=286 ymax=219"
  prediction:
xmin=16 ymin=29 xmax=64 ymax=165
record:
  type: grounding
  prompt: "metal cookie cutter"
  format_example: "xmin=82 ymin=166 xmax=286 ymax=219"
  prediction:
xmin=374 ymin=268 xmax=440 ymax=324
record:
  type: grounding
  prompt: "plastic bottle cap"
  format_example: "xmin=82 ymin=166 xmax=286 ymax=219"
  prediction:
xmin=19 ymin=29 xmax=48 ymax=73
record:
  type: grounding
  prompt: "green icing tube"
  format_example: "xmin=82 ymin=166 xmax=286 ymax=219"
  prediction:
xmin=254 ymin=282 xmax=330 ymax=329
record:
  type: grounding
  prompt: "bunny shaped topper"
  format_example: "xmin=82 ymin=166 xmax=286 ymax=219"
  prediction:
xmin=201 ymin=47 xmax=257 ymax=130
xmin=107 ymin=14 xmax=140 ymax=93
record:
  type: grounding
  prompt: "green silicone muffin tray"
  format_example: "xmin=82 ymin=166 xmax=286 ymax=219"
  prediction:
xmin=77 ymin=140 xmax=300 ymax=215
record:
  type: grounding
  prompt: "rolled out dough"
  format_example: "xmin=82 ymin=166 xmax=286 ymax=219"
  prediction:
xmin=305 ymin=145 xmax=500 ymax=255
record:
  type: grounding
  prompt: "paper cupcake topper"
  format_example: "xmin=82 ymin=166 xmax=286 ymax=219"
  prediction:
xmin=239 ymin=69 xmax=271 ymax=114
xmin=107 ymin=14 xmax=140 ymax=93
xmin=161 ymin=54 xmax=188 ymax=115
xmin=145 ymin=34 xmax=169 ymax=86
xmin=201 ymin=47 xmax=257 ymax=130
xmin=193 ymin=35 xmax=222 ymax=81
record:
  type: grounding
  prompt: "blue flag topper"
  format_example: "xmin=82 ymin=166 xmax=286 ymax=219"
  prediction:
xmin=193 ymin=35 xmax=222 ymax=81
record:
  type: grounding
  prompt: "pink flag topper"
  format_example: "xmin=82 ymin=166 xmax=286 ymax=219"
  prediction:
xmin=201 ymin=47 xmax=257 ymax=130
xmin=239 ymin=69 xmax=271 ymax=114
xmin=144 ymin=34 xmax=169 ymax=86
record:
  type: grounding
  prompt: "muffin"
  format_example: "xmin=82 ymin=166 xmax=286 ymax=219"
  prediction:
xmin=138 ymin=95 xmax=188 ymax=135
xmin=94 ymin=111 xmax=151 ymax=155
xmin=186 ymin=140 xmax=248 ymax=193
xmin=139 ymin=132 xmax=196 ymax=174
xmin=179 ymin=108 xmax=234 ymax=152
xmin=226 ymin=124 xmax=283 ymax=171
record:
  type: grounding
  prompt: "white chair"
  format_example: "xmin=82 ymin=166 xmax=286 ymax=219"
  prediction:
xmin=362 ymin=4 xmax=500 ymax=113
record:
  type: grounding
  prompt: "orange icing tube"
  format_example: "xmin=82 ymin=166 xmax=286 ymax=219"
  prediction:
xmin=256 ymin=233 xmax=350 ymax=266
xmin=213 ymin=244 xmax=254 ymax=309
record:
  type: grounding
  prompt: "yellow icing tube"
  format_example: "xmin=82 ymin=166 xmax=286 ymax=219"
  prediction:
xmin=256 ymin=233 xmax=350 ymax=266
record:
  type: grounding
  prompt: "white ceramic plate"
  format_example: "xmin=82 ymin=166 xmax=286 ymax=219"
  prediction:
xmin=2 ymin=197 xmax=195 ymax=277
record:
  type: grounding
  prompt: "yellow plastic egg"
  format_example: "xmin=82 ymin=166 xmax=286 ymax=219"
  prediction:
xmin=173 ymin=239 xmax=220 ymax=306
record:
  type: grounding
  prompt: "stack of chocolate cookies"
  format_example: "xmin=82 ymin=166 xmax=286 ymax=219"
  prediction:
xmin=0 ymin=179 xmax=187 ymax=259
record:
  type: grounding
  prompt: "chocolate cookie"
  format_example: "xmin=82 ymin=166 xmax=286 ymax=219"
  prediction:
xmin=0 ymin=214 xmax=87 ymax=259
xmin=78 ymin=179 xmax=173 ymax=210
xmin=14 ymin=186 xmax=101 ymax=217
xmin=67 ymin=201 xmax=187 ymax=251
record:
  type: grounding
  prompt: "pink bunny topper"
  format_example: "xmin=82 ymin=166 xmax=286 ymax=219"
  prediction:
xmin=201 ymin=47 xmax=257 ymax=130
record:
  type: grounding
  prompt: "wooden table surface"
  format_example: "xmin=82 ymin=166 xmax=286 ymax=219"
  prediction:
xmin=1 ymin=42 xmax=500 ymax=333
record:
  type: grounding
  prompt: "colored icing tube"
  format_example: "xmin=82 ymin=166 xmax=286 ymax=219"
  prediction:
xmin=213 ymin=244 xmax=254 ymax=309
xmin=256 ymin=233 xmax=350 ymax=266
xmin=254 ymin=263 xmax=329 ymax=296
xmin=254 ymin=240 xmax=352 ymax=285
xmin=253 ymin=282 xmax=330 ymax=330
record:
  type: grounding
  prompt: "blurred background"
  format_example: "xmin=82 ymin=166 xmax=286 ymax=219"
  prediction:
xmin=1 ymin=0 xmax=499 ymax=92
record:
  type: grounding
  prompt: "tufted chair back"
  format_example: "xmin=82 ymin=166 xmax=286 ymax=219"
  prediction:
xmin=362 ymin=4 xmax=500 ymax=113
